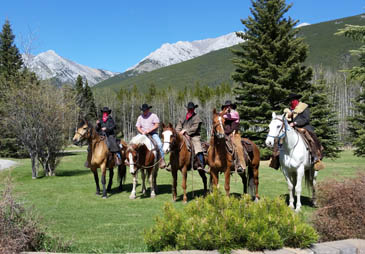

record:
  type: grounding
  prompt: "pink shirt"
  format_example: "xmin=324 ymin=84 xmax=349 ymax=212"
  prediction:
xmin=223 ymin=109 xmax=240 ymax=123
xmin=136 ymin=112 xmax=160 ymax=133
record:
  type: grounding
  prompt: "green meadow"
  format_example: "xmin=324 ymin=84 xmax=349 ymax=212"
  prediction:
xmin=0 ymin=150 xmax=364 ymax=253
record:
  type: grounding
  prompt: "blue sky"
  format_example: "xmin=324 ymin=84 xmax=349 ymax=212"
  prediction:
xmin=1 ymin=0 xmax=364 ymax=72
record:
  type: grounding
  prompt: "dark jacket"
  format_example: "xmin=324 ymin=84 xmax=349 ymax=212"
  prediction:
xmin=175 ymin=113 xmax=202 ymax=137
xmin=96 ymin=116 xmax=119 ymax=152
xmin=286 ymin=102 xmax=315 ymax=133
xmin=96 ymin=116 xmax=116 ymax=136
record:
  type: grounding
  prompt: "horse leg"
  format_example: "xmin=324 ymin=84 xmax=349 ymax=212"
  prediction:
xmin=198 ymin=169 xmax=208 ymax=195
xmin=295 ymin=165 xmax=305 ymax=212
xmin=172 ymin=168 xmax=178 ymax=202
xmin=211 ymin=169 xmax=219 ymax=191
xmin=224 ymin=168 xmax=231 ymax=196
xmin=149 ymin=169 xmax=156 ymax=198
xmin=101 ymin=165 xmax=107 ymax=199
xmin=252 ymin=165 xmax=260 ymax=202
xmin=182 ymin=166 xmax=188 ymax=203
xmin=117 ymin=165 xmax=126 ymax=192
xmin=239 ymin=171 xmax=247 ymax=194
xmin=141 ymin=169 xmax=146 ymax=195
xmin=107 ymin=168 xmax=114 ymax=192
xmin=153 ymin=166 xmax=158 ymax=194
xmin=282 ymin=167 xmax=295 ymax=209
xmin=92 ymin=168 xmax=101 ymax=195
xmin=129 ymin=172 xmax=137 ymax=199
xmin=312 ymin=170 xmax=318 ymax=207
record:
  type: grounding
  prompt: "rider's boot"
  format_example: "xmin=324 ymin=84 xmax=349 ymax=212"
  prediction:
xmin=197 ymin=152 xmax=209 ymax=173
xmin=115 ymin=152 xmax=122 ymax=166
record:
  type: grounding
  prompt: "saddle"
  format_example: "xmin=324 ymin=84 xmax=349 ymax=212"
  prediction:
xmin=182 ymin=134 xmax=207 ymax=170
xmin=145 ymin=134 xmax=160 ymax=159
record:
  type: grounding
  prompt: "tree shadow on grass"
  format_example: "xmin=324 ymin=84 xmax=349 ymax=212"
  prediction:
xmin=175 ymin=188 xmax=208 ymax=202
xmin=56 ymin=169 xmax=90 ymax=177
xmin=138 ymin=184 xmax=172 ymax=199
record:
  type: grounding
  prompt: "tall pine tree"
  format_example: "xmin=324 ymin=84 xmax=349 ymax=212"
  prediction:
xmin=83 ymin=80 xmax=97 ymax=120
xmin=232 ymin=0 xmax=316 ymax=157
xmin=336 ymin=25 xmax=365 ymax=156
xmin=0 ymin=19 xmax=23 ymax=80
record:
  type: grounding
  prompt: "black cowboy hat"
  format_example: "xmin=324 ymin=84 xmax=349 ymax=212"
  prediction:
xmin=221 ymin=100 xmax=237 ymax=110
xmin=100 ymin=106 xmax=112 ymax=114
xmin=140 ymin=103 xmax=152 ymax=111
xmin=185 ymin=102 xmax=198 ymax=109
xmin=288 ymin=93 xmax=302 ymax=101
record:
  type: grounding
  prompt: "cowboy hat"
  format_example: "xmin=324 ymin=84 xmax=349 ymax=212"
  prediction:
xmin=288 ymin=93 xmax=302 ymax=101
xmin=140 ymin=103 xmax=152 ymax=111
xmin=221 ymin=100 xmax=237 ymax=110
xmin=185 ymin=102 xmax=198 ymax=109
xmin=100 ymin=106 xmax=112 ymax=114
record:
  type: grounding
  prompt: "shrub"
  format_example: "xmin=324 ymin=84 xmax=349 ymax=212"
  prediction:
xmin=312 ymin=172 xmax=365 ymax=241
xmin=0 ymin=178 xmax=72 ymax=253
xmin=144 ymin=191 xmax=318 ymax=252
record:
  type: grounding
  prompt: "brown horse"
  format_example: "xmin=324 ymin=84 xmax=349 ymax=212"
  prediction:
xmin=125 ymin=134 xmax=159 ymax=199
xmin=72 ymin=119 xmax=127 ymax=198
xmin=162 ymin=123 xmax=208 ymax=203
xmin=207 ymin=109 xmax=260 ymax=200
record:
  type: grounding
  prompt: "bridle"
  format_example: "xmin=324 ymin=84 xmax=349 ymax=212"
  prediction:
xmin=212 ymin=116 xmax=225 ymax=139
xmin=75 ymin=125 xmax=91 ymax=142
xmin=267 ymin=117 xmax=287 ymax=141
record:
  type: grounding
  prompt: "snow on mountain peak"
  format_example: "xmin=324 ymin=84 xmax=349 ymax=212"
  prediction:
xmin=22 ymin=50 xmax=118 ymax=86
xmin=125 ymin=32 xmax=243 ymax=73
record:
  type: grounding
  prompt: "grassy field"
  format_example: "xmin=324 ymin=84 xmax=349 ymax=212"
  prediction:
xmin=1 ymin=150 xmax=364 ymax=253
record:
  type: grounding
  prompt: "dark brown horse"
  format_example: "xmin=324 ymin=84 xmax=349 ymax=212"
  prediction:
xmin=125 ymin=134 xmax=159 ymax=199
xmin=162 ymin=123 xmax=208 ymax=203
xmin=207 ymin=109 xmax=260 ymax=200
xmin=72 ymin=119 xmax=127 ymax=198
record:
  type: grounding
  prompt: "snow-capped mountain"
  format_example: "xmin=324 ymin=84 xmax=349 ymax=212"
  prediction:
xmin=125 ymin=32 xmax=243 ymax=74
xmin=22 ymin=50 xmax=118 ymax=86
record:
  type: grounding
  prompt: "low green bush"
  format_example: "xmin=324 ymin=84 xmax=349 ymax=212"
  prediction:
xmin=144 ymin=191 xmax=318 ymax=252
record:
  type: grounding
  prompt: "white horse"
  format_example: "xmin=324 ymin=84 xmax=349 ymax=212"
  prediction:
xmin=265 ymin=112 xmax=317 ymax=212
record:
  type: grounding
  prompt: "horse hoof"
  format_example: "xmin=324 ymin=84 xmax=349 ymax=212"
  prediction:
xmin=107 ymin=189 xmax=111 ymax=193
xmin=129 ymin=194 xmax=136 ymax=199
xmin=295 ymin=208 xmax=301 ymax=213
xmin=102 ymin=196 xmax=107 ymax=199
xmin=151 ymin=193 xmax=156 ymax=198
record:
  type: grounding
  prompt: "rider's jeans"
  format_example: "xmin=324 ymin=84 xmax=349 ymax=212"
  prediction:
xmin=151 ymin=133 xmax=164 ymax=158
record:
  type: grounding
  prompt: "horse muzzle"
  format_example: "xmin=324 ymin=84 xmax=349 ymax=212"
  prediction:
xmin=265 ymin=137 xmax=274 ymax=148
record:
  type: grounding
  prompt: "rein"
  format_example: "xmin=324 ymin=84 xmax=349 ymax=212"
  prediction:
xmin=127 ymin=145 xmax=163 ymax=170
xmin=267 ymin=117 xmax=287 ymax=142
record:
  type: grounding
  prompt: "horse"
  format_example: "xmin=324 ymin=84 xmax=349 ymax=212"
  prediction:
xmin=162 ymin=123 xmax=208 ymax=203
xmin=265 ymin=112 xmax=317 ymax=212
xmin=125 ymin=134 xmax=159 ymax=199
xmin=207 ymin=108 xmax=260 ymax=200
xmin=72 ymin=119 xmax=127 ymax=198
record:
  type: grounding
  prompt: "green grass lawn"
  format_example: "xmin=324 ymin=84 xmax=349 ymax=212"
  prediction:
xmin=1 ymin=150 xmax=364 ymax=253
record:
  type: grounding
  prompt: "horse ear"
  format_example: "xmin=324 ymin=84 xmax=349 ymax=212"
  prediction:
xmin=162 ymin=123 xmax=165 ymax=128
xmin=272 ymin=112 xmax=276 ymax=119
xmin=213 ymin=108 xmax=217 ymax=115
xmin=168 ymin=122 xmax=173 ymax=128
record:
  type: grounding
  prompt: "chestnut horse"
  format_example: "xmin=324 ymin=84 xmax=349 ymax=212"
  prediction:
xmin=207 ymin=109 xmax=260 ymax=200
xmin=72 ymin=119 xmax=127 ymax=198
xmin=162 ymin=123 xmax=208 ymax=203
xmin=125 ymin=134 xmax=159 ymax=199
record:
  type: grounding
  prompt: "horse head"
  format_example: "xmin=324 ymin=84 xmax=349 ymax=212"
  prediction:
xmin=125 ymin=143 xmax=139 ymax=174
xmin=73 ymin=119 xmax=91 ymax=145
xmin=162 ymin=123 xmax=176 ymax=154
xmin=265 ymin=112 xmax=286 ymax=148
xmin=212 ymin=108 xmax=226 ymax=139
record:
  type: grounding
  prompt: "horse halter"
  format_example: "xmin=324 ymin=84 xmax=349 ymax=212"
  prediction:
xmin=267 ymin=117 xmax=287 ymax=141
xmin=75 ymin=125 xmax=91 ymax=141
xmin=213 ymin=116 xmax=225 ymax=138
xmin=126 ymin=145 xmax=139 ymax=167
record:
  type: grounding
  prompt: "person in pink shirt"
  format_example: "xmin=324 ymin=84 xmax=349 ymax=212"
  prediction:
xmin=136 ymin=103 xmax=166 ymax=169
xmin=221 ymin=100 xmax=246 ymax=173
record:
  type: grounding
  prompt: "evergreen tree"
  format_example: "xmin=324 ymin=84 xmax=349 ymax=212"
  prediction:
xmin=336 ymin=25 xmax=365 ymax=156
xmin=83 ymin=80 xmax=97 ymax=120
xmin=232 ymin=0 xmax=313 ymax=157
xmin=75 ymin=75 xmax=85 ymax=118
xmin=302 ymin=74 xmax=341 ymax=158
xmin=0 ymin=19 xmax=23 ymax=80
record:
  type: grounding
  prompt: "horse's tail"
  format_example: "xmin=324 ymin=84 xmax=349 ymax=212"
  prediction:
xmin=118 ymin=165 xmax=127 ymax=184
xmin=304 ymin=166 xmax=315 ymax=193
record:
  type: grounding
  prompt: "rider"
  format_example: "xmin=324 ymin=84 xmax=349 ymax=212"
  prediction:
xmin=221 ymin=100 xmax=246 ymax=173
xmin=136 ymin=103 xmax=166 ymax=169
xmin=95 ymin=107 xmax=122 ymax=165
xmin=283 ymin=93 xmax=324 ymax=170
xmin=175 ymin=102 xmax=209 ymax=173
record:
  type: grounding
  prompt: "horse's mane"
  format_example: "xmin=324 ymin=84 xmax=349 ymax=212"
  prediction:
xmin=77 ymin=119 xmax=94 ymax=129
xmin=130 ymin=134 xmax=154 ymax=151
